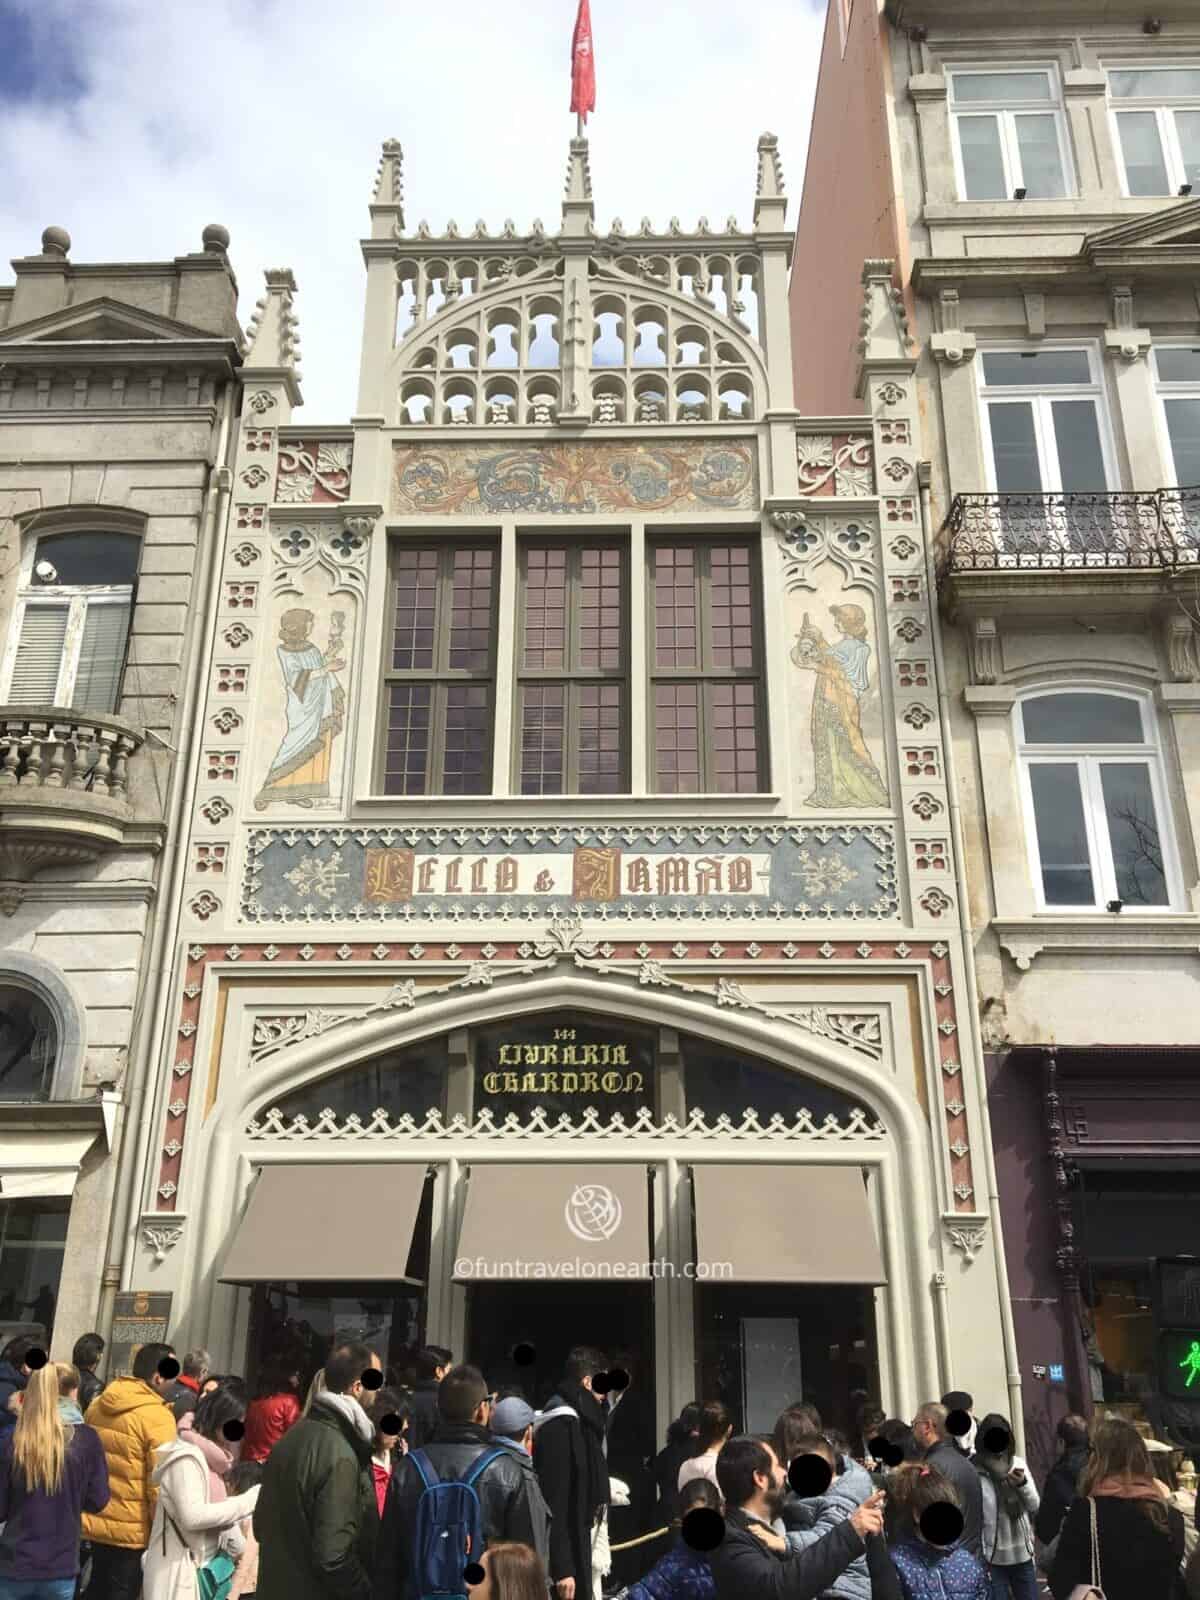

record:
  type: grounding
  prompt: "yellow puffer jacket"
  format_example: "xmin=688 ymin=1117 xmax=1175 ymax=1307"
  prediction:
xmin=81 ymin=1377 xmax=177 ymax=1548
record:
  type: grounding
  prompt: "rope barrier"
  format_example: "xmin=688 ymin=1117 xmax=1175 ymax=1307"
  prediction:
xmin=609 ymin=1526 xmax=671 ymax=1552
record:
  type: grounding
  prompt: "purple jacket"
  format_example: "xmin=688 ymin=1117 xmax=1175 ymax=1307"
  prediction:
xmin=0 ymin=1421 xmax=110 ymax=1580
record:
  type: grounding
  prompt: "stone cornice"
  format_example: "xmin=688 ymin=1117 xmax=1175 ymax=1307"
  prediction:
xmin=993 ymin=915 xmax=1200 ymax=971
xmin=0 ymin=340 xmax=239 ymax=374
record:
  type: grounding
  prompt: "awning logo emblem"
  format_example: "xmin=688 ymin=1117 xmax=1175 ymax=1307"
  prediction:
xmin=565 ymin=1182 xmax=622 ymax=1243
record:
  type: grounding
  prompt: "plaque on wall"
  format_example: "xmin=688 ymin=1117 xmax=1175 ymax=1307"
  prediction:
xmin=473 ymin=1016 xmax=654 ymax=1123
xmin=109 ymin=1291 xmax=172 ymax=1379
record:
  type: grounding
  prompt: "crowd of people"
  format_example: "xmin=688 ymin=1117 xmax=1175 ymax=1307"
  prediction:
xmin=2 ymin=1330 xmax=1199 ymax=1600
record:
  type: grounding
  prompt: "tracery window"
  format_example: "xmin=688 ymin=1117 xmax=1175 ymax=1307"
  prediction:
xmin=2 ymin=532 xmax=139 ymax=714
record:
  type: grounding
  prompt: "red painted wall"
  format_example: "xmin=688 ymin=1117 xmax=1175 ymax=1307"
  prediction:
xmin=790 ymin=0 xmax=902 ymax=413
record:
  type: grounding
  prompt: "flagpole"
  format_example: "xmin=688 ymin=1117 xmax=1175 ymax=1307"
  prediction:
xmin=576 ymin=112 xmax=583 ymax=137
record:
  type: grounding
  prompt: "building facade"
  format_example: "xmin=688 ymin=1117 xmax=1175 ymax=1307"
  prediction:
xmin=0 ymin=224 xmax=241 ymax=1358
xmin=793 ymin=0 xmax=1200 ymax=1471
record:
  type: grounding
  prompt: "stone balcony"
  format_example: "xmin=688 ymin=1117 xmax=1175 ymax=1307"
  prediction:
xmin=0 ymin=708 xmax=148 ymax=901
xmin=937 ymin=489 xmax=1200 ymax=627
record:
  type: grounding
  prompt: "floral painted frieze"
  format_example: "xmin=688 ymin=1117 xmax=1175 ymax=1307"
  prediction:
xmin=795 ymin=433 xmax=873 ymax=497
xmin=275 ymin=439 xmax=353 ymax=503
xmin=392 ymin=440 xmax=757 ymax=515
xmin=241 ymin=821 xmax=898 ymax=924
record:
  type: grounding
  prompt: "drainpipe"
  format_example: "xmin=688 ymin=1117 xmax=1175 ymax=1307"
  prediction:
xmin=97 ymin=375 xmax=236 ymax=1343
xmin=917 ymin=461 xmax=1026 ymax=1451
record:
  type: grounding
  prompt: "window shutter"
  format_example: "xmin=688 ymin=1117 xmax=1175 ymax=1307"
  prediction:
xmin=8 ymin=604 xmax=69 ymax=705
xmin=74 ymin=597 xmax=132 ymax=714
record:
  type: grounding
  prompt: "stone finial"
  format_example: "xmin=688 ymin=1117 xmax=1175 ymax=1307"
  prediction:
xmin=754 ymin=133 xmax=788 ymax=229
xmin=243 ymin=267 xmax=303 ymax=404
xmin=41 ymin=225 xmax=70 ymax=257
xmin=202 ymin=223 xmax=230 ymax=255
xmin=371 ymin=139 xmax=405 ymax=236
xmin=562 ymin=137 xmax=595 ymax=236
xmin=856 ymin=259 xmax=917 ymax=393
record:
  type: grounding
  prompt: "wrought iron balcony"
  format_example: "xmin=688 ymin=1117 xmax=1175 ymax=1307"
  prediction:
xmin=0 ymin=707 xmax=146 ymax=896
xmin=939 ymin=488 xmax=1200 ymax=579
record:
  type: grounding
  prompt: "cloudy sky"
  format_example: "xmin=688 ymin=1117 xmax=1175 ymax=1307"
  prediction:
xmin=0 ymin=0 xmax=825 ymax=420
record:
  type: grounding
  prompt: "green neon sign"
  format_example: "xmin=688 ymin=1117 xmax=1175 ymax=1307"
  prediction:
xmin=1179 ymin=1340 xmax=1200 ymax=1388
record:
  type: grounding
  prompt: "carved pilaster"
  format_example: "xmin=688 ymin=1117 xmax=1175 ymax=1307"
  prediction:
xmin=1162 ymin=611 xmax=1200 ymax=682
xmin=930 ymin=288 xmax=977 ymax=366
xmin=970 ymin=617 xmax=1001 ymax=686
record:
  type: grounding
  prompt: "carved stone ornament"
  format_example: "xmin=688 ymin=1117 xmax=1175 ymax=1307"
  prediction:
xmin=141 ymin=1219 xmax=184 ymax=1262
xmin=970 ymin=617 xmax=1000 ymax=686
xmin=930 ymin=289 xmax=977 ymax=366
xmin=943 ymin=1218 xmax=987 ymax=1263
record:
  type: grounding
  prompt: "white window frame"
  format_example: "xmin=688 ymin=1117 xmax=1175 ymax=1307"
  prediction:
xmin=948 ymin=65 xmax=1075 ymax=201
xmin=976 ymin=342 xmax=1118 ymax=495
xmin=1015 ymin=687 xmax=1182 ymax=914
xmin=1106 ymin=63 xmax=1200 ymax=198
xmin=1151 ymin=343 xmax=1200 ymax=489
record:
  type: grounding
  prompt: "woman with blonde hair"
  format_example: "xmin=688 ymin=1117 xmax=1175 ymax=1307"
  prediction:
xmin=0 ymin=1360 xmax=109 ymax=1598
xmin=469 ymin=1541 xmax=550 ymax=1600
xmin=1049 ymin=1418 xmax=1184 ymax=1600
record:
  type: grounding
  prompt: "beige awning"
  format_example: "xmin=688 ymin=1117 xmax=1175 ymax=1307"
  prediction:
xmin=692 ymin=1165 xmax=886 ymax=1284
xmin=220 ymin=1163 xmax=428 ymax=1284
xmin=0 ymin=1130 xmax=101 ymax=1199
xmin=453 ymin=1163 xmax=650 ymax=1280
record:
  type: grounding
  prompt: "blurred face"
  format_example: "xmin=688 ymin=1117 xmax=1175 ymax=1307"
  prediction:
xmin=348 ymin=1353 xmax=383 ymax=1408
xmin=472 ymin=1549 xmax=497 ymax=1600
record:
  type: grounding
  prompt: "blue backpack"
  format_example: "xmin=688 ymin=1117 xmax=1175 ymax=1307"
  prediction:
xmin=409 ymin=1446 xmax=507 ymax=1600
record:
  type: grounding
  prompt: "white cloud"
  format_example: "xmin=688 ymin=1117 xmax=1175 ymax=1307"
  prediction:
xmin=0 ymin=0 xmax=825 ymax=419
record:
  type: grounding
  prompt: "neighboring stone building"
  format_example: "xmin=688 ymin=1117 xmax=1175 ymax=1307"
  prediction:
xmin=0 ymin=224 xmax=241 ymax=1359
xmin=793 ymin=0 xmax=1200 ymax=1469
xmin=117 ymin=132 xmax=1017 ymax=1444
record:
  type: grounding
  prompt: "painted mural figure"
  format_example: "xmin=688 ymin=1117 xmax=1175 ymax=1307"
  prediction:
xmin=254 ymin=608 xmax=346 ymax=810
xmin=791 ymin=603 xmax=889 ymax=808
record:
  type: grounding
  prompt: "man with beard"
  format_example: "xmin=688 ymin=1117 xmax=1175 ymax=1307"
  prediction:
xmin=709 ymin=1436 xmax=889 ymax=1600
xmin=534 ymin=1346 xmax=610 ymax=1600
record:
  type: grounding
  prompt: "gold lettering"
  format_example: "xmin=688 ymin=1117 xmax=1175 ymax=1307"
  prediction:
xmin=561 ymin=1072 xmax=578 ymax=1092
xmin=498 ymin=1045 xmax=516 ymax=1066
xmin=470 ymin=859 xmax=487 ymax=894
xmin=624 ymin=1071 xmax=645 ymax=1094
xmin=626 ymin=856 xmax=651 ymax=893
xmin=502 ymin=1073 xmax=519 ymax=1092
xmin=496 ymin=856 xmax=518 ymax=892
xmin=657 ymin=856 xmax=690 ymax=895
xmin=444 ymin=857 xmax=462 ymax=892
xmin=581 ymin=1072 xmax=599 ymax=1092
xmin=483 ymin=1072 xmax=500 ymax=1094
xmin=534 ymin=869 xmax=554 ymax=892
xmin=554 ymin=1028 xmax=576 ymax=1042
xmin=544 ymin=1072 xmax=560 ymax=1093
xmin=562 ymin=1044 xmax=579 ymax=1065
xmin=601 ymin=1071 xmax=622 ymax=1093
xmin=417 ymin=858 xmax=437 ymax=893
xmin=729 ymin=856 xmax=753 ymax=892
xmin=612 ymin=1044 xmax=629 ymax=1065
xmin=582 ymin=1045 xmax=599 ymax=1065
xmin=695 ymin=856 xmax=722 ymax=895
xmin=521 ymin=1072 xmax=538 ymax=1093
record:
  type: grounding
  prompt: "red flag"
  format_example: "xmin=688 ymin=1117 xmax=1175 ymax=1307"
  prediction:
xmin=570 ymin=0 xmax=595 ymax=123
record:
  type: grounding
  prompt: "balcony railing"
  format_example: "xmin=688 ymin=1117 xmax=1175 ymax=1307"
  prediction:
xmin=0 ymin=708 xmax=140 ymax=797
xmin=939 ymin=488 xmax=1200 ymax=579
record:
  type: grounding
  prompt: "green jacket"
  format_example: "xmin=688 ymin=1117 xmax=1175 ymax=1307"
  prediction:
xmin=253 ymin=1396 xmax=378 ymax=1600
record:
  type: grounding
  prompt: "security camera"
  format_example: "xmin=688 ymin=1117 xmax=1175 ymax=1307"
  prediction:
xmin=34 ymin=559 xmax=58 ymax=583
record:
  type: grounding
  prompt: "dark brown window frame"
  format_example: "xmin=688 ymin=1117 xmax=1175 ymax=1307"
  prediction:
xmin=647 ymin=535 xmax=768 ymax=794
xmin=377 ymin=538 xmax=498 ymax=796
xmin=514 ymin=537 xmax=630 ymax=795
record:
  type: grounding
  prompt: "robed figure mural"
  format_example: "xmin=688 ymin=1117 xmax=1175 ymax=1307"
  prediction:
xmin=791 ymin=602 xmax=889 ymax=808
xmin=254 ymin=607 xmax=346 ymax=809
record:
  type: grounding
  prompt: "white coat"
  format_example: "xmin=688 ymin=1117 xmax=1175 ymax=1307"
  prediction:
xmin=141 ymin=1439 xmax=258 ymax=1600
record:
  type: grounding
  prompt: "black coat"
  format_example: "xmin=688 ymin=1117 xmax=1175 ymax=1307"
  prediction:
xmin=77 ymin=1368 xmax=104 ymax=1416
xmin=254 ymin=1396 xmax=378 ymax=1600
xmin=709 ymin=1507 xmax=889 ymax=1600
xmin=407 ymin=1379 xmax=440 ymax=1450
xmin=534 ymin=1385 xmax=609 ymax=1586
xmin=925 ymin=1439 xmax=984 ymax=1556
xmin=653 ymin=1433 xmax=700 ymax=1522
xmin=374 ymin=1422 xmax=538 ymax=1600
xmin=1035 ymin=1448 xmax=1087 ymax=1546
xmin=1049 ymin=1495 xmax=1184 ymax=1600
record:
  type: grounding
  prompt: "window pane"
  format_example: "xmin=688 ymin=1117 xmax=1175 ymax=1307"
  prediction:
xmin=1110 ymin=68 xmax=1200 ymax=99
xmin=382 ymin=683 xmax=432 ymax=794
xmin=1177 ymin=110 xmax=1200 ymax=188
xmin=576 ymin=683 xmax=624 ymax=793
xmin=577 ymin=547 xmax=623 ymax=670
xmin=1014 ymin=114 xmax=1067 ymax=196
xmin=983 ymin=350 xmax=1092 ymax=386
xmin=1022 ymin=692 xmax=1144 ymax=744
xmin=0 ymin=985 xmax=58 ymax=1100
xmin=652 ymin=546 xmax=698 ymax=668
xmin=1050 ymin=401 xmax=1108 ymax=492
xmin=952 ymin=71 xmax=1053 ymax=103
xmin=0 ymin=1200 xmax=69 ymax=1345
xmin=33 ymin=532 xmax=139 ymax=588
xmin=74 ymin=600 xmax=131 ymax=714
xmin=709 ymin=545 xmax=756 ymax=669
xmin=522 ymin=547 xmax=568 ymax=670
xmin=1156 ymin=348 xmax=1200 ymax=384
xmin=1115 ymin=111 xmax=1170 ymax=195
xmin=447 ymin=548 xmax=495 ymax=671
xmin=520 ymin=685 xmax=565 ymax=794
xmin=957 ymin=115 xmax=1008 ymax=200
xmin=654 ymin=683 xmax=701 ymax=793
xmin=390 ymin=548 xmax=439 ymax=670
xmin=710 ymin=682 xmax=762 ymax=794
xmin=988 ymin=403 xmax=1043 ymax=492
xmin=1100 ymin=763 xmax=1169 ymax=906
xmin=1029 ymin=763 xmax=1096 ymax=905
xmin=442 ymin=685 xmax=492 ymax=795
xmin=9 ymin=605 xmax=69 ymax=704
xmin=1164 ymin=399 xmax=1200 ymax=487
